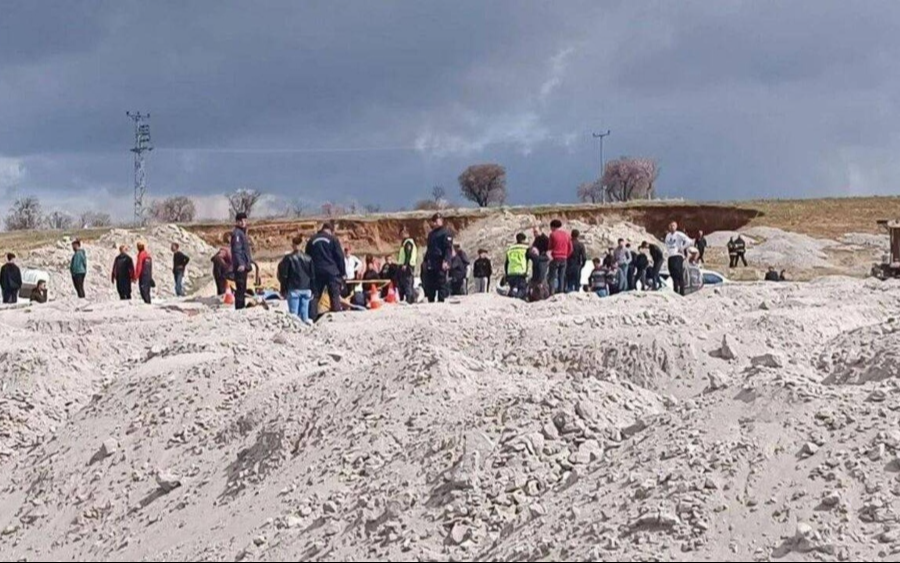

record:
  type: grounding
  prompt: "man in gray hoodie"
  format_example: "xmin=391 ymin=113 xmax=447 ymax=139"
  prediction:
xmin=613 ymin=238 xmax=632 ymax=292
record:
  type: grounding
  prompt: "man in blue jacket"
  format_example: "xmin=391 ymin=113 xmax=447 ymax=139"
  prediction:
xmin=305 ymin=222 xmax=347 ymax=313
xmin=230 ymin=212 xmax=253 ymax=310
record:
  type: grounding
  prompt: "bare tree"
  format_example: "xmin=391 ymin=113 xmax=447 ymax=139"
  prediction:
xmin=149 ymin=196 xmax=197 ymax=223
xmin=45 ymin=210 xmax=74 ymax=230
xmin=363 ymin=203 xmax=381 ymax=214
xmin=414 ymin=199 xmax=441 ymax=211
xmin=458 ymin=163 xmax=507 ymax=207
xmin=576 ymin=180 xmax=604 ymax=204
xmin=287 ymin=200 xmax=308 ymax=218
xmin=79 ymin=211 xmax=112 ymax=228
xmin=321 ymin=202 xmax=346 ymax=217
xmin=5 ymin=197 xmax=42 ymax=231
xmin=431 ymin=185 xmax=446 ymax=203
xmin=601 ymin=157 xmax=659 ymax=202
xmin=227 ymin=188 xmax=263 ymax=218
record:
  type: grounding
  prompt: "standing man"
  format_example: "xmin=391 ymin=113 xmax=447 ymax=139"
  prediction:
xmin=473 ymin=249 xmax=493 ymax=293
xmin=614 ymin=239 xmax=632 ymax=292
xmin=0 ymin=253 xmax=22 ymax=304
xmin=278 ymin=235 xmax=316 ymax=325
xmin=306 ymin=222 xmax=346 ymax=313
xmin=344 ymin=245 xmax=362 ymax=281
xmin=397 ymin=226 xmax=418 ymax=304
xmin=230 ymin=212 xmax=253 ymax=310
xmin=505 ymin=233 xmax=530 ymax=299
xmin=727 ymin=237 xmax=737 ymax=268
xmin=134 ymin=241 xmax=154 ymax=304
xmin=422 ymin=213 xmax=453 ymax=303
xmin=449 ymin=244 xmax=470 ymax=295
xmin=734 ymin=235 xmax=749 ymax=267
xmin=547 ymin=219 xmax=572 ymax=295
xmin=171 ymin=243 xmax=190 ymax=297
xmin=648 ymin=241 xmax=664 ymax=290
xmin=566 ymin=229 xmax=587 ymax=293
xmin=635 ymin=243 xmax=651 ymax=290
xmin=111 ymin=245 xmax=134 ymax=300
xmin=696 ymin=230 xmax=708 ymax=264
xmin=530 ymin=225 xmax=550 ymax=285
xmin=211 ymin=247 xmax=230 ymax=297
xmin=70 ymin=239 xmax=87 ymax=299
xmin=665 ymin=221 xmax=692 ymax=296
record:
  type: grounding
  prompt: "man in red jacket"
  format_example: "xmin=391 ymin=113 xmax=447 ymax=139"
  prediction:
xmin=547 ymin=219 xmax=573 ymax=295
xmin=133 ymin=242 xmax=154 ymax=304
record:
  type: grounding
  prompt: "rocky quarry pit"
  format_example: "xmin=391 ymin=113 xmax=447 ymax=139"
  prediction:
xmin=1 ymin=273 xmax=900 ymax=561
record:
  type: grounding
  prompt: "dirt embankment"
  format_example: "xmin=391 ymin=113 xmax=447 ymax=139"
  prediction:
xmin=186 ymin=204 xmax=761 ymax=257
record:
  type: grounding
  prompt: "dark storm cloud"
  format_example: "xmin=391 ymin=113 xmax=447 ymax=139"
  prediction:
xmin=1 ymin=0 xmax=898 ymax=219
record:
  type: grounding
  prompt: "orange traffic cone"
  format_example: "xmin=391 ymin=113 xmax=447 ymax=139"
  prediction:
xmin=224 ymin=286 xmax=235 ymax=305
xmin=385 ymin=282 xmax=398 ymax=304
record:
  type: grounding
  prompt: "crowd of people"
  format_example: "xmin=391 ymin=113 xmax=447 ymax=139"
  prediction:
xmin=0 ymin=211 xmax=782 ymax=314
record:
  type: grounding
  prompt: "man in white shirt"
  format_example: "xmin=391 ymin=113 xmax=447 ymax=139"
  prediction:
xmin=664 ymin=221 xmax=693 ymax=296
xmin=344 ymin=245 xmax=362 ymax=280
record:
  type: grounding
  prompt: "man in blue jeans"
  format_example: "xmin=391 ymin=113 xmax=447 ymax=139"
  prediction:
xmin=278 ymin=235 xmax=316 ymax=325
xmin=171 ymin=243 xmax=190 ymax=297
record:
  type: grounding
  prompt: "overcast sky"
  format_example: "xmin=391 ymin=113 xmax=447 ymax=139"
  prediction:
xmin=1 ymin=0 xmax=898 ymax=220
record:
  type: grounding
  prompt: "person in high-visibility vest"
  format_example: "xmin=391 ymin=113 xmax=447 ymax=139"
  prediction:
xmin=397 ymin=225 xmax=418 ymax=304
xmin=505 ymin=233 xmax=530 ymax=299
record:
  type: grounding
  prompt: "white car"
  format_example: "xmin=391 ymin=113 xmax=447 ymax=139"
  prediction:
xmin=579 ymin=262 xmax=728 ymax=292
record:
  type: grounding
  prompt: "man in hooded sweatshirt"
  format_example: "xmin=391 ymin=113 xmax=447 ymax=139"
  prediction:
xmin=111 ymin=245 xmax=134 ymax=300
xmin=566 ymin=230 xmax=587 ymax=293
xmin=134 ymin=242 xmax=154 ymax=304
xmin=0 ymin=253 xmax=22 ymax=304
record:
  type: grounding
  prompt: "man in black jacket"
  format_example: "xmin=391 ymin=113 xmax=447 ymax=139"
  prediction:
xmin=0 ymin=253 xmax=22 ymax=304
xmin=230 ymin=213 xmax=253 ymax=310
xmin=171 ymin=243 xmax=190 ymax=297
xmin=278 ymin=235 xmax=316 ymax=324
xmin=111 ymin=245 xmax=134 ymax=300
xmin=635 ymin=243 xmax=651 ymax=290
xmin=647 ymin=241 xmax=665 ymax=290
xmin=566 ymin=230 xmax=586 ymax=292
xmin=422 ymin=213 xmax=453 ymax=303
xmin=305 ymin=222 xmax=346 ymax=313
xmin=734 ymin=235 xmax=748 ymax=267
xmin=472 ymin=249 xmax=492 ymax=293
xmin=449 ymin=244 xmax=470 ymax=296
xmin=696 ymin=230 xmax=708 ymax=264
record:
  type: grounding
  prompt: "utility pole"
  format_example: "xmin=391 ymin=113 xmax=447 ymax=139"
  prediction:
xmin=592 ymin=130 xmax=610 ymax=203
xmin=127 ymin=111 xmax=152 ymax=225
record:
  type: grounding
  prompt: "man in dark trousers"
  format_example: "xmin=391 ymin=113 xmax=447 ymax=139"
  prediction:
xmin=665 ymin=221 xmax=692 ymax=296
xmin=696 ymin=230 xmax=708 ymax=264
xmin=530 ymin=225 xmax=550 ymax=285
xmin=397 ymin=226 xmax=418 ymax=304
xmin=134 ymin=242 xmax=154 ymax=304
xmin=547 ymin=219 xmax=572 ymax=295
xmin=635 ymin=243 xmax=651 ymax=290
xmin=171 ymin=243 xmax=190 ymax=297
xmin=505 ymin=233 xmax=530 ymax=299
xmin=305 ymin=222 xmax=346 ymax=313
xmin=734 ymin=235 xmax=748 ymax=267
xmin=111 ymin=245 xmax=134 ymax=300
xmin=727 ymin=237 xmax=738 ymax=268
xmin=449 ymin=244 xmax=470 ymax=295
xmin=0 ymin=253 xmax=22 ymax=304
xmin=230 ymin=212 xmax=253 ymax=310
xmin=566 ymin=229 xmax=587 ymax=293
xmin=647 ymin=241 xmax=665 ymax=290
xmin=422 ymin=213 xmax=453 ymax=303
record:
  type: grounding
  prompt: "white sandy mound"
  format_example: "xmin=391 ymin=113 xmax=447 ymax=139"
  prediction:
xmin=1 ymin=276 xmax=900 ymax=561
xmin=22 ymin=224 xmax=216 ymax=301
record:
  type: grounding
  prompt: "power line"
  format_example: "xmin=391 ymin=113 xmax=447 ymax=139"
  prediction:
xmin=127 ymin=111 xmax=152 ymax=225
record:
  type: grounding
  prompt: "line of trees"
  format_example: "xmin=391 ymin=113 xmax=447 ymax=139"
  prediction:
xmin=5 ymin=197 xmax=113 ymax=231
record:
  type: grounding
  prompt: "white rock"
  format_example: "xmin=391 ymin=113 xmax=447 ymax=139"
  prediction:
xmin=99 ymin=438 xmax=118 ymax=459
xmin=156 ymin=470 xmax=182 ymax=493
xmin=449 ymin=523 xmax=468 ymax=545
xmin=751 ymin=352 xmax=785 ymax=369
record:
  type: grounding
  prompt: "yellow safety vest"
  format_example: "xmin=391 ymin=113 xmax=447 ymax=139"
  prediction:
xmin=398 ymin=238 xmax=418 ymax=267
xmin=506 ymin=244 xmax=529 ymax=276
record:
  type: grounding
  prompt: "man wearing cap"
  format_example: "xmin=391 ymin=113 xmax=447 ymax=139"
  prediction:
xmin=231 ymin=212 xmax=253 ymax=310
xmin=422 ymin=213 xmax=453 ymax=303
